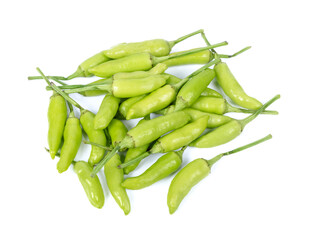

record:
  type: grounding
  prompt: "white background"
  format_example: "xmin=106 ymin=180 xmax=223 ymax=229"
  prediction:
xmin=1 ymin=0 xmax=313 ymax=239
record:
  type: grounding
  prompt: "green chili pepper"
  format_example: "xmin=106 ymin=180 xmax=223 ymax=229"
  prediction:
xmin=182 ymin=108 xmax=232 ymax=128
xmin=122 ymin=148 xmax=185 ymax=190
xmin=167 ymin=134 xmax=272 ymax=214
xmin=47 ymin=91 xmax=67 ymax=159
xmin=80 ymin=78 xmax=112 ymax=97
xmin=123 ymin=118 xmax=150 ymax=174
xmin=190 ymin=96 xmax=278 ymax=115
xmin=104 ymin=29 xmax=204 ymax=59
xmin=119 ymin=95 xmax=147 ymax=118
xmin=91 ymin=111 xmax=191 ymax=176
xmin=74 ymin=161 xmax=105 ymax=209
xmin=189 ymin=95 xmax=280 ymax=148
xmin=80 ymin=110 xmax=107 ymax=166
xmin=214 ymin=61 xmax=262 ymax=110
xmin=173 ymin=68 xmax=216 ymax=112
xmin=119 ymin=116 xmax=209 ymax=169
xmin=125 ymin=59 xmax=219 ymax=120
xmin=94 ymin=95 xmax=120 ymax=130
xmin=57 ymin=107 xmax=82 ymax=173
xmin=61 ymin=74 xmax=169 ymax=98
xmin=162 ymin=46 xmax=251 ymax=67
xmin=88 ymin=43 xmax=227 ymax=78
xmin=107 ymin=119 xmax=128 ymax=150
xmin=104 ymin=154 xmax=131 ymax=215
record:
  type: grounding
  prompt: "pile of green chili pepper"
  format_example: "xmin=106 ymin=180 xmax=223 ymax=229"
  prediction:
xmin=29 ymin=29 xmax=279 ymax=215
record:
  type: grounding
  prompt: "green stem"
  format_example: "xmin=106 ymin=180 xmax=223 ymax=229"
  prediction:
xmin=226 ymin=103 xmax=279 ymax=115
xmin=176 ymin=146 xmax=187 ymax=158
xmin=172 ymin=58 xmax=220 ymax=90
xmin=91 ymin=145 xmax=120 ymax=177
xmin=201 ymin=32 xmax=217 ymax=54
xmin=28 ymin=75 xmax=68 ymax=81
xmin=218 ymin=46 xmax=251 ymax=59
xmin=67 ymin=101 xmax=74 ymax=113
xmin=207 ymin=134 xmax=272 ymax=167
xmin=36 ymin=67 xmax=84 ymax=110
xmin=168 ymin=29 xmax=204 ymax=48
xmin=61 ymin=85 xmax=111 ymax=94
xmin=154 ymin=41 xmax=228 ymax=64
xmin=46 ymin=84 xmax=87 ymax=90
xmin=240 ymin=95 xmax=280 ymax=129
xmin=118 ymin=152 xmax=150 ymax=169
xmin=83 ymin=140 xmax=112 ymax=151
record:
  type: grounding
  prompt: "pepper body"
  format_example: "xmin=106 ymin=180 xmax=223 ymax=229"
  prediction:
xmin=174 ymin=68 xmax=216 ymax=111
xmin=191 ymin=96 xmax=227 ymax=114
xmin=163 ymin=49 xmax=211 ymax=67
xmin=80 ymin=110 xmax=107 ymax=165
xmin=104 ymin=39 xmax=171 ymax=59
xmin=167 ymin=158 xmax=210 ymax=214
xmin=104 ymin=154 xmax=131 ymax=215
xmin=68 ymin=52 xmax=111 ymax=79
xmin=164 ymin=73 xmax=181 ymax=85
xmin=123 ymin=119 xmax=150 ymax=174
xmin=88 ymin=52 xmax=154 ymax=78
xmin=119 ymin=95 xmax=146 ymax=118
xmin=94 ymin=95 xmax=120 ymax=130
xmin=120 ymin=111 xmax=191 ymax=149
xmin=74 ymin=161 xmax=105 ymax=209
xmin=214 ymin=62 xmax=262 ymax=110
xmin=190 ymin=120 xmax=242 ymax=148
xmin=47 ymin=92 xmax=67 ymax=159
xmin=182 ymin=108 xmax=232 ymax=128
xmin=57 ymin=112 xmax=82 ymax=173
xmin=126 ymin=84 xmax=176 ymax=120
xmin=111 ymin=74 xmax=168 ymax=98
xmin=150 ymin=116 xmax=209 ymax=153
xmin=108 ymin=119 xmax=128 ymax=149
xmin=122 ymin=151 xmax=182 ymax=190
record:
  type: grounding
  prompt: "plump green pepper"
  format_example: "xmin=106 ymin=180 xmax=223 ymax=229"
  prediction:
xmin=107 ymin=119 xmax=128 ymax=150
xmin=168 ymin=134 xmax=272 ymax=214
xmin=80 ymin=110 xmax=107 ymax=166
xmin=57 ymin=111 xmax=82 ymax=173
xmin=104 ymin=154 xmax=131 ymax=215
xmin=122 ymin=150 xmax=184 ymax=190
xmin=119 ymin=95 xmax=146 ymax=118
xmin=74 ymin=161 xmax=105 ymax=209
xmin=47 ymin=92 xmax=67 ymax=159
xmin=214 ymin=62 xmax=262 ymax=110
xmin=94 ymin=95 xmax=120 ymax=130
xmin=163 ymin=49 xmax=212 ymax=67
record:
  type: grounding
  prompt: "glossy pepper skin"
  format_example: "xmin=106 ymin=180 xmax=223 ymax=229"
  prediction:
xmin=88 ymin=52 xmax=154 ymax=78
xmin=57 ymin=111 xmax=82 ymax=173
xmin=74 ymin=161 xmax=105 ymax=209
xmin=104 ymin=39 xmax=172 ymax=59
xmin=182 ymin=108 xmax=232 ymax=128
xmin=163 ymin=49 xmax=212 ymax=67
xmin=119 ymin=95 xmax=146 ymax=118
xmin=150 ymin=116 xmax=209 ymax=153
xmin=122 ymin=151 xmax=183 ymax=190
xmin=94 ymin=95 xmax=120 ymax=130
xmin=104 ymin=154 xmax=131 ymax=215
xmin=107 ymin=119 xmax=128 ymax=150
xmin=174 ymin=68 xmax=216 ymax=111
xmin=120 ymin=111 xmax=191 ymax=149
xmin=47 ymin=92 xmax=67 ymax=159
xmin=214 ymin=62 xmax=262 ymax=110
xmin=123 ymin=119 xmax=150 ymax=174
xmin=80 ymin=110 xmax=107 ymax=166
xmin=167 ymin=158 xmax=210 ymax=214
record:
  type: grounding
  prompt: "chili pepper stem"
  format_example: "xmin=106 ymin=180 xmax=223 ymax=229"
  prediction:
xmin=153 ymin=41 xmax=228 ymax=65
xmin=37 ymin=68 xmax=84 ymax=110
xmin=226 ymin=103 xmax=279 ymax=115
xmin=83 ymin=140 xmax=112 ymax=151
xmin=60 ymin=83 xmax=112 ymax=94
xmin=172 ymin=58 xmax=220 ymax=91
xmin=207 ymin=134 xmax=272 ymax=167
xmin=218 ymin=46 xmax=251 ymax=59
xmin=28 ymin=75 xmax=68 ymax=81
xmin=168 ymin=29 xmax=204 ymax=48
xmin=118 ymin=152 xmax=150 ymax=169
xmin=91 ymin=145 xmax=120 ymax=177
xmin=240 ymin=94 xmax=280 ymax=129
xmin=175 ymin=146 xmax=188 ymax=158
